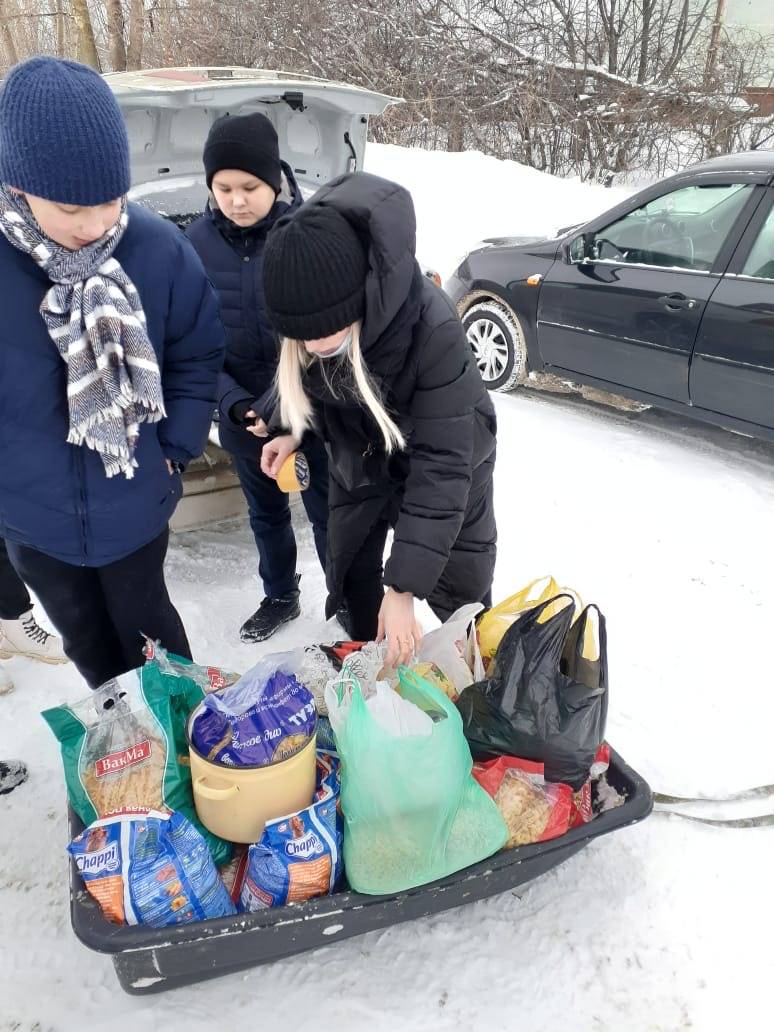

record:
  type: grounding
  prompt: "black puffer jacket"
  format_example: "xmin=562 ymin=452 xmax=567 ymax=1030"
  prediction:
xmin=292 ymin=172 xmax=497 ymax=616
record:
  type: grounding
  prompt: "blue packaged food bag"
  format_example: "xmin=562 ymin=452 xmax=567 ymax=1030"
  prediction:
xmin=68 ymin=809 xmax=237 ymax=926
xmin=240 ymin=756 xmax=342 ymax=910
xmin=192 ymin=669 xmax=316 ymax=767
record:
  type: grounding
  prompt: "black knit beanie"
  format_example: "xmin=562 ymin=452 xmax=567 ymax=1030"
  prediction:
xmin=203 ymin=112 xmax=281 ymax=193
xmin=263 ymin=205 xmax=368 ymax=340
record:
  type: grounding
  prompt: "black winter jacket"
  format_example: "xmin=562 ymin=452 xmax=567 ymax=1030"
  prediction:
xmin=287 ymin=172 xmax=497 ymax=614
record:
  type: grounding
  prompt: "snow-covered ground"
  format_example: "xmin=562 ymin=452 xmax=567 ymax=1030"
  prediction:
xmin=2 ymin=145 xmax=773 ymax=1031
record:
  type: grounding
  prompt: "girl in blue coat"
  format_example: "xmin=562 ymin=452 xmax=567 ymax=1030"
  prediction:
xmin=0 ymin=58 xmax=224 ymax=690
xmin=187 ymin=114 xmax=328 ymax=642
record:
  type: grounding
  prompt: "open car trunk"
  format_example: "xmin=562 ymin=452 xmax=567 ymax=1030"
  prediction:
xmin=105 ymin=67 xmax=400 ymax=527
xmin=107 ymin=66 xmax=400 ymax=227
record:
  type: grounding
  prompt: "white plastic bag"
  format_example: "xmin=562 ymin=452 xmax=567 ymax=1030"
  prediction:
xmin=324 ymin=675 xmax=432 ymax=739
xmin=414 ymin=603 xmax=485 ymax=700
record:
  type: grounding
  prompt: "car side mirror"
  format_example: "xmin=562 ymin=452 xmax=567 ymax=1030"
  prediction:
xmin=565 ymin=233 xmax=595 ymax=264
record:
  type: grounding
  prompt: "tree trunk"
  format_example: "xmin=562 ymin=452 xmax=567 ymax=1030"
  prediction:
xmin=0 ymin=4 xmax=19 ymax=67
xmin=127 ymin=0 xmax=144 ymax=70
xmin=71 ymin=0 xmax=102 ymax=71
xmin=107 ymin=0 xmax=127 ymax=71
xmin=56 ymin=0 xmax=67 ymax=57
xmin=704 ymin=0 xmax=727 ymax=85
xmin=607 ymin=0 xmax=618 ymax=76
xmin=637 ymin=0 xmax=652 ymax=83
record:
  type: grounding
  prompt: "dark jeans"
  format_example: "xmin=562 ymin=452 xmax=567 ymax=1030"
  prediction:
xmin=6 ymin=528 xmax=190 ymax=689
xmin=0 ymin=537 xmax=32 ymax=620
xmin=342 ymin=522 xmax=494 ymax=642
xmin=233 ymin=435 xmax=328 ymax=599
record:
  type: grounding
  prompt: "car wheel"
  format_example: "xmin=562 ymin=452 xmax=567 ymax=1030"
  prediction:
xmin=462 ymin=301 xmax=527 ymax=392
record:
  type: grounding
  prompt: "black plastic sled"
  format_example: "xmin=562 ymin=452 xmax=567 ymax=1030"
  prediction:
xmin=68 ymin=746 xmax=652 ymax=995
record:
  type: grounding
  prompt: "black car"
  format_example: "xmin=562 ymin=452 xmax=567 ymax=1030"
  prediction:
xmin=446 ymin=151 xmax=774 ymax=441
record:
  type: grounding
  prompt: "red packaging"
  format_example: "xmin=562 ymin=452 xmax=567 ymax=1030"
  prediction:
xmin=473 ymin=744 xmax=611 ymax=848
xmin=569 ymin=743 xmax=611 ymax=827
xmin=473 ymin=756 xmax=574 ymax=847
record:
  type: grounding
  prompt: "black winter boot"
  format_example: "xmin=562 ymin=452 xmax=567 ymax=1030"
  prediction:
xmin=240 ymin=577 xmax=301 ymax=643
xmin=0 ymin=759 xmax=28 ymax=795
xmin=335 ymin=605 xmax=353 ymax=639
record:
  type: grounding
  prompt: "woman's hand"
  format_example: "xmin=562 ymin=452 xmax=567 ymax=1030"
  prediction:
xmin=244 ymin=410 xmax=269 ymax=438
xmin=377 ymin=588 xmax=423 ymax=668
xmin=260 ymin=434 xmax=299 ymax=479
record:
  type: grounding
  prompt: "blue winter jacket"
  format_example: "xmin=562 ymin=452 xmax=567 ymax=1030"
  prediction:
xmin=0 ymin=203 xmax=225 ymax=566
xmin=185 ymin=163 xmax=302 ymax=459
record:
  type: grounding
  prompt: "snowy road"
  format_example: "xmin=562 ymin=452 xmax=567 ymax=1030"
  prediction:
xmin=2 ymin=385 xmax=773 ymax=1032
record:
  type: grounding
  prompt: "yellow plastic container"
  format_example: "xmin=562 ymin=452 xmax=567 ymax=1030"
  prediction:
xmin=187 ymin=705 xmax=317 ymax=844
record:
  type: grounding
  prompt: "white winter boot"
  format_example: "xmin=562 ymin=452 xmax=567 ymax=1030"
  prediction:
xmin=0 ymin=664 xmax=13 ymax=695
xmin=0 ymin=609 xmax=68 ymax=664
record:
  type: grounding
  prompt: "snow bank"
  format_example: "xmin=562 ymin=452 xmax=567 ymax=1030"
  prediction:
xmin=364 ymin=143 xmax=634 ymax=277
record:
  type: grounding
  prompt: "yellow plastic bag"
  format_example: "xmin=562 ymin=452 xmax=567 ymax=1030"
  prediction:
xmin=478 ymin=577 xmax=584 ymax=661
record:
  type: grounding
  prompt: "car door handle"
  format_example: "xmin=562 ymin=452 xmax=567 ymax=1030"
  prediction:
xmin=659 ymin=293 xmax=697 ymax=311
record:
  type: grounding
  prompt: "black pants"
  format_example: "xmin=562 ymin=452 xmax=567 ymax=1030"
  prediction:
xmin=6 ymin=528 xmax=190 ymax=689
xmin=233 ymin=435 xmax=328 ymax=599
xmin=341 ymin=519 xmax=494 ymax=641
xmin=0 ymin=538 xmax=32 ymax=620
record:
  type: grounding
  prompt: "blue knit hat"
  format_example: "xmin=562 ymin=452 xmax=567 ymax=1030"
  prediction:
xmin=0 ymin=57 xmax=130 ymax=205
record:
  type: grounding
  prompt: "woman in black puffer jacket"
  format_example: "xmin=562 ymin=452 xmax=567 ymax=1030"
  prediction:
xmin=261 ymin=172 xmax=497 ymax=665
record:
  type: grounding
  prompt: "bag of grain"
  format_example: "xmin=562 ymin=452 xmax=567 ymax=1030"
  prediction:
xmin=329 ymin=666 xmax=507 ymax=894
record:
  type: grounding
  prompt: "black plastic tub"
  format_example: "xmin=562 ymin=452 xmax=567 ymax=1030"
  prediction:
xmin=68 ymin=746 xmax=652 ymax=995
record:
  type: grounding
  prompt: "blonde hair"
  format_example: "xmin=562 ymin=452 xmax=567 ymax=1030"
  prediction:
xmin=277 ymin=321 xmax=406 ymax=454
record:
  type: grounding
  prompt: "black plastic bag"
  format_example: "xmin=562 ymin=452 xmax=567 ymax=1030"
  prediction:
xmin=457 ymin=596 xmax=608 ymax=789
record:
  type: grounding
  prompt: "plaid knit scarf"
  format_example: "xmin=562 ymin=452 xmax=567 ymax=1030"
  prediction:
xmin=0 ymin=185 xmax=165 ymax=479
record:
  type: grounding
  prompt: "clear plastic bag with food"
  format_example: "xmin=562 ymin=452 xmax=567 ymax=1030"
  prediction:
xmin=43 ymin=652 xmax=233 ymax=864
xmin=191 ymin=667 xmax=316 ymax=767
xmin=472 ymin=755 xmax=574 ymax=848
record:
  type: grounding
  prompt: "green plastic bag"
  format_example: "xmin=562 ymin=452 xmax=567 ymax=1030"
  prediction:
xmin=42 ymin=651 xmax=233 ymax=865
xmin=333 ymin=667 xmax=507 ymax=895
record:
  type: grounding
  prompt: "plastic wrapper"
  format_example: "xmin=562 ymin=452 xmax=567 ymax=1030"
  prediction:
xmin=457 ymin=596 xmax=608 ymax=789
xmin=240 ymin=756 xmax=342 ymax=910
xmin=248 ymin=641 xmax=365 ymax=717
xmin=69 ymin=809 xmax=236 ymax=926
xmin=331 ymin=666 xmax=507 ymax=895
xmin=192 ymin=667 xmax=316 ymax=767
xmin=143 ymin=638 xmax=240 ymax=693
xmin=472 ymin=756 xmax=574 ymax=847
xmin=474 ymin=744 xmax=614 ymax=848
xmin=477 ymin=577 xmax=561 ymax=664
xmin=325 ymin=668 xmax=433 ymax=739
xmin=42 ymin=651 xmax=232 ymax=864
xmin=218 ymin=847 xmax=249 ymax=905
xmin=414 ymin=603 xmax=485 ymax=699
